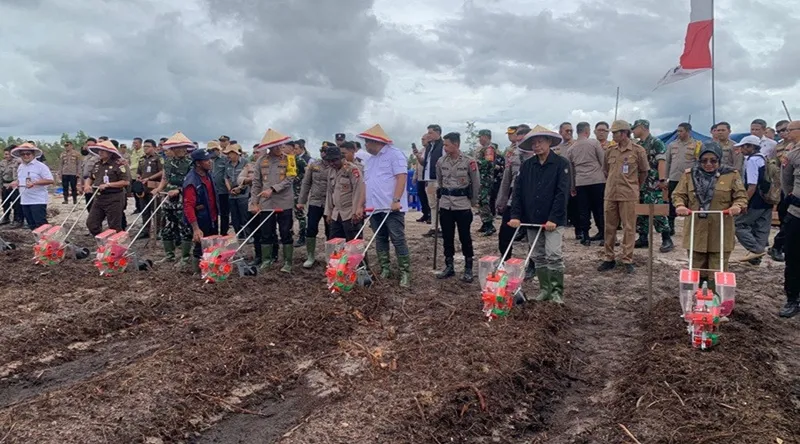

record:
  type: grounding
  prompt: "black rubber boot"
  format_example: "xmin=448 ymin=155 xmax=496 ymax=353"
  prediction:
xmin=634 ymin=234 xmax=648 ymax=249
xmin=524 ymin=261 xmax=536 ymax=281
xmin=779 ymin=300 xmax=800 ymax=318
xmin=580 ymin=230 xmax=591 ymax=246
xmin=461 ymin=257 xmax=474 ymax=283
xmin=436 ymin=257 xmax=455 ymax=279
xmin=294 ymin=232 xmax=306 ymax=248
xmin=660 ymin=232 xmax=675 ymax=253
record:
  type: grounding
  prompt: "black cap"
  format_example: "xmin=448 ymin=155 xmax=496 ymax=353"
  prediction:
xmin=191 ymin=149 xmax=213 ymax=161
xmin=335 ymin=133 xmax=346 ymax=140
xmin=323 ymin=146 xmax=343 ymax=161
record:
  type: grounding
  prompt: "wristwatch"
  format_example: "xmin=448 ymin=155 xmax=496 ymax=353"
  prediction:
xmin=392 ymin=198 xmax=401 ymax=203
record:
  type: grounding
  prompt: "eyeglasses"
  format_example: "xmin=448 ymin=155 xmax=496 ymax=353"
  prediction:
xmin=700 ymin=158 xmax=719 ymax=165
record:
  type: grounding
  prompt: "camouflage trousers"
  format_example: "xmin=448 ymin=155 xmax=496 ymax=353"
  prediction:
xmin=636 ymin=189 xmax=669 ymax=235
xmin=161 ymin=197 xmax=192 ymax=242
xmin=478 ymin=181 xmax=493 ymax=224
xmin=293 ymin=192 xmax=306 ymax=234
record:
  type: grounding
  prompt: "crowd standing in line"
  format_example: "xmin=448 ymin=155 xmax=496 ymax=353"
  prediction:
xmin=2 ymin=118 xmax=799 ymax=318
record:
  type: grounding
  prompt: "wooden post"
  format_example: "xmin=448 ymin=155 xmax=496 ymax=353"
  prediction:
xmin=635 ymin=203 xmax=670 ymax=312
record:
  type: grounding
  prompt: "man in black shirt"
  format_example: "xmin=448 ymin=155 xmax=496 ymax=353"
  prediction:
xmin=509 ymin=125 xmax=570 ymax=304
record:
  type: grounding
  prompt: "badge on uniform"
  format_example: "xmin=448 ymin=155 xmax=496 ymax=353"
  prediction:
xmin=470 ymin=160 xmax=477 ymax=171
xmin=352 ymin=168 xmax=360 ymax=179
xmin=146 ymin=166 xmax=151 ymax=173
xmin=120 ymin=166 xmax=126 ymax=174
xmin=622 ymin=164 xmax=629 ymax=174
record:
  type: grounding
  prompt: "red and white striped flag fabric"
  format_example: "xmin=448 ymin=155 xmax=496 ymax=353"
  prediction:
xmin=655 ymin=0 xmax=713 ymax=89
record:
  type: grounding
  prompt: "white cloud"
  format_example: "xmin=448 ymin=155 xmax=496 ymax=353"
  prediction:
xmin=1 ymin=0 xmax=799 ymax=154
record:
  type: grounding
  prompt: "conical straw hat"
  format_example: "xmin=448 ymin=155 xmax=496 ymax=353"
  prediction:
xmin=10 ymin=142 xmax=43 ymax=159
xmin=518 ymin=125 xmax=562 ymax=149
xmin=256 ymin=129 xmax=290 ymax=151
xmin=162 ymin=131 xmax=195 ymax=150
xmin=357 ymin=124 xmax=392 ymax=144
xmin=89 ymin=140 xmax=121 ymax=158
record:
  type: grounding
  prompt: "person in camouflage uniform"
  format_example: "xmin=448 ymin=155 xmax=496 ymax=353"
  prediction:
xmin=289 ymin=141 xmax=308 ymax=247
xmin=152 ymin=132 xmax=195 ymax=267
xmin=476 ymin=129 xmax=497 ymax=236
xmin=631 ymin=119 xmax=674 ymax=252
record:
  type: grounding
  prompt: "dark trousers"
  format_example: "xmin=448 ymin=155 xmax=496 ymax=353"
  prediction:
xmin=257 ymin=209 xmax=293 ymax=245
xmin=668 ymin=180 xmax=679 ymax=228
xmin=229 ymin=198 xmax=250 ymax=238
xmin=61 ymin=175 xmax=78 ymax=201
xmin=218 ymin=193 xmax=230 ymax=235
xmin=141 ymin=192 xmax=155 ymax=233
xmin=86 ymin=193 xmax=125 ymax=236
xmin=22 ymin=204 xmax=47 ymax=229
xmin=498 ymin=204 xmax=515 ymax=256
xmin=85 ymin=191 xmax=94 ymax=212
xmin=193 ymin=224 xmax=220 ymax=258
xmin=417 ymin=181 xmax=431 ymax=219
xmin=2 ymin=187 xmax=23 ymax=222
xmin=567 ymin=195 xmax=579 ymax=228
xmin=369 ymin=211 xmax=409 ymax=256
xmin=330 ymin=216 xmax=363 ymax=241
xmin=440 ymin=208 xmax=474 ymax=259
xmin=133 ymin=180 xmax=143 ymax=212
xmin=773 ymin=192 xmax=789 ymax=251
xmin=489 ymin=182 xmax=500 ymax=217
xmin=576 ymin=183 xmax=605 ymax=234
xmin=783 ymin=214 xmax=800 ymax=303
xmin=305 ymin=205 xmax=329 ymax=239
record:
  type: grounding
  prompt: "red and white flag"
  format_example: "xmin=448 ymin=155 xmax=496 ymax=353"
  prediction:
xmin=655 ymin=0 xmax=713 ymax=89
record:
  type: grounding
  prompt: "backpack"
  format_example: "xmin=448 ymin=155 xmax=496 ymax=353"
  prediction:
xmin=749 ymin=154 xmax=781 ymax=205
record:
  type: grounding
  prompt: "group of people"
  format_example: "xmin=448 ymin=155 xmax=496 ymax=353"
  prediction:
xmin=410 ymin=118 xmax=799 ymax=317
xmin=1 ymin=116 xmax=799 ymax=318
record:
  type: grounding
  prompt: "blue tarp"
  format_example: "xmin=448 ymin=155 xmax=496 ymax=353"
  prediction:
xmin=656 ymin=130 xmax=751 ymax=146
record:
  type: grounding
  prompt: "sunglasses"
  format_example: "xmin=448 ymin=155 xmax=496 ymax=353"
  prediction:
xmin=700 ymin=158 xmax=719 ymax=165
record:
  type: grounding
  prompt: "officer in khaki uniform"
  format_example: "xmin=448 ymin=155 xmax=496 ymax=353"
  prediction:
xmin=324 ymin=146 xmax=365 ymax=241
xmin=84 ymin=140 xmax=130 ymax=235
xmin=298 ymin=143 xmax=332 ymax=268
xmin=666 ymin=122 xmax=702 ymax=235
xmin=1 ymin=146 xmax=23 ymax=227
xmin=81 ymin=139 xmax=101 ymax=212
xmin=496 ymin=125 xmax=534 ymax=272
xmin=672 ymin=141 xmax=748 ymax=292
xmin=59 ymin=141 xmax=82 ymax=204
xmin=249 ymin=128 xmax=296 ymax=272
xmin=435 ymin=132 xmax=480 ymax=282
xmin=598 ymin=120 xmax=650 ymax=274
xmin=137 ymin=139 xmax=163 ymax=237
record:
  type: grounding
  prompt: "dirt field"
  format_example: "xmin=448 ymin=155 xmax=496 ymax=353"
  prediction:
xmin=1 ymin=199 xmax=798 ymax=444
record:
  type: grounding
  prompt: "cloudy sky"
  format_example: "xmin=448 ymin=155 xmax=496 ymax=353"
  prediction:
xmin=1 ymin=0 xmax=797 ymax=153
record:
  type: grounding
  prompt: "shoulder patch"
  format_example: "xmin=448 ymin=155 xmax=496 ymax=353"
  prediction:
xmin=469 ymin=160 xmax=477 ymax=171
xmin=352 ymin=167 xmax=360 ymax=179
xmin=119 ymin=166 xmax=127 ymax=174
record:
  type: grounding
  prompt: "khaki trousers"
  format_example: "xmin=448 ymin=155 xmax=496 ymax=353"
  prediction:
xmin=425 ymin=180 xmax=439 ymax=225
xmin=604 ymin=200 xmax=636 ymax=264
xmin=691 ymin=251 xmax=731 ymax=281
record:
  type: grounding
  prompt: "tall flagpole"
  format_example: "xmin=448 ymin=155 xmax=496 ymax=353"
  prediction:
xmin=711 ymin=0 xmax=716 ymax=124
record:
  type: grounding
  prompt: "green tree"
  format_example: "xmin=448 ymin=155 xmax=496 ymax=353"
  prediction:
xmin=463 ymin=121 xmax=479 ymax=157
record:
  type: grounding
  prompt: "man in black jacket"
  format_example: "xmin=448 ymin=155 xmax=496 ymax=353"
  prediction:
xmin=509 ymin=125 xmax=570 ymax=304
xmin=420 ymin=124 xmax=444 ymax=237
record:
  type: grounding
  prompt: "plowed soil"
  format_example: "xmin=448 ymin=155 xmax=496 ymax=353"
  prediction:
xmin=1 ymin=200 xmax=798 ymax=444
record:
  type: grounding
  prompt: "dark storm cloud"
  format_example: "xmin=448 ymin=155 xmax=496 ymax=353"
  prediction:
xmin=380 ymin=0 xmax=800 ymax=132
xmin=0 ymin=0 xmax=390 ymax=144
